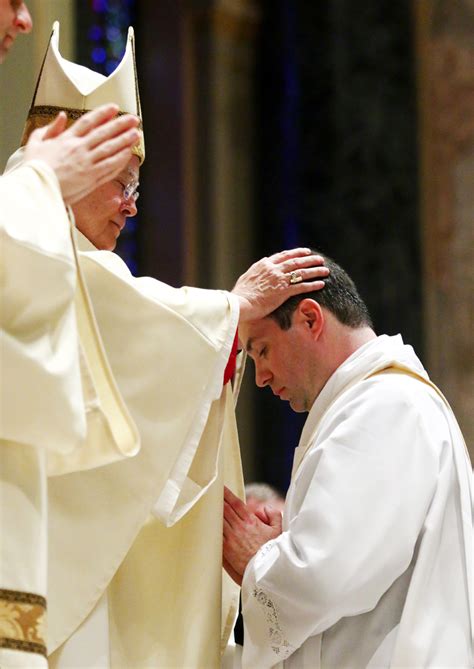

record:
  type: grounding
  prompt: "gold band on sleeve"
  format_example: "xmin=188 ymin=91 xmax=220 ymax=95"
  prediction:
xmin=0 ymin=588 xmax=47 ymax=657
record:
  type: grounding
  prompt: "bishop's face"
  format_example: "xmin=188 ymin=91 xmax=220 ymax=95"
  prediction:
xmin=72 ymin=155 xmax=140 ymax=251
xmin=0 ymin=1 xmax=32 ymax=63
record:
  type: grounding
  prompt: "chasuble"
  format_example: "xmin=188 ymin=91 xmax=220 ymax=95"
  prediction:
xmin=1 ymin=161 xmax=139 ymax=668
xmin=48 ymin=231 xmax=243 ymax=668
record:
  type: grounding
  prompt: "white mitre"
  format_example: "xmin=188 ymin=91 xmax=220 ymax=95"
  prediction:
xmin=21 ymin=21 xmax=144 ymax=163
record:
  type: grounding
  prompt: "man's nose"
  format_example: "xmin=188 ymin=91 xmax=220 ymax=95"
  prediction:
xmin=120 ymin=196 xmax=138 ymax=218
xmin=255 ymin=363 xmax=271 ymax=388
xmin=15 ymin=4 xmax=33 ymax=33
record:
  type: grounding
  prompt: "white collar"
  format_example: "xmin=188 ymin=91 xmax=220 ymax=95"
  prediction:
xmin=297 ymin=334 xmax=427 ymax=464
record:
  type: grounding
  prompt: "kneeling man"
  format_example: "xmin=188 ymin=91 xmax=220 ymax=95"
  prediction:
xmin=224 ymin=253 xmax=473 ymax=668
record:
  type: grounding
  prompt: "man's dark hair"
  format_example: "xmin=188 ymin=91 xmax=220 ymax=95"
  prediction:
xmin=270 ymin=251 xmax=373 ymax=330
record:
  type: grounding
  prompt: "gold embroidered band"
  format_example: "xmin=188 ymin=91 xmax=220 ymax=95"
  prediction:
xmin=21 ymin=104 xmax=145 ymax=164
xmin=0 ymin=588 xmax=47 ymax=657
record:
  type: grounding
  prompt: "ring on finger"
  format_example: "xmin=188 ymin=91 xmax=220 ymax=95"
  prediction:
xmin=288 ymin=270 xmax=303 ymax=285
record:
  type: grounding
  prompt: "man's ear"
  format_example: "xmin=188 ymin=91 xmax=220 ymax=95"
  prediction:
xmin=295 ymin=299 xmax=324 ymax=340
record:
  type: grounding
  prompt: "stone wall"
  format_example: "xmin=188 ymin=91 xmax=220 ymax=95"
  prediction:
xmin=416 ymin=0 xmax=474 ymax=459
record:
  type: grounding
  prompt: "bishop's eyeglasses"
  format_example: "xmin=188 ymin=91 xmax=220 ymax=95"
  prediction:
xmin=115 ymin=178 xmax=140 ymax=202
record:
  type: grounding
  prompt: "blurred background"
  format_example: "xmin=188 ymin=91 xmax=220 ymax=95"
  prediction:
xmin=1 ymin=0 xmax=472 ymax=492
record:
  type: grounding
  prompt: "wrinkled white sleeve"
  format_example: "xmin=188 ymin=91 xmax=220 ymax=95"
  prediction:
xmin=0 ymin=162 xmax=82 ymax=669
xmin=241 ymin=377 xmax=440 ymax=668
xmin=46 ymin=248 xmax=241 ymax=655
xmin=75 ymin=246 xmax=239 ymax=524
xmin=0 ymin=161 xmax=86 ymax=453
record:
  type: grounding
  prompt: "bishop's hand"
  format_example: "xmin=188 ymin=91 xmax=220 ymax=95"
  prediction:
xmin=24 ymin=104 xmax=140 ymax=205
xmin=232 ymin=248 xmax=329 ymax=324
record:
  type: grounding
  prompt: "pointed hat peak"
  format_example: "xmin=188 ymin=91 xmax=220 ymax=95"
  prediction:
xmin=22 ymin=21 xmax=144 ymax=163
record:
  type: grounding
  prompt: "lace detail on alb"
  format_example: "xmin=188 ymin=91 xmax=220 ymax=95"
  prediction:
xmin=252 ymin=586 xmax=295 ymax=658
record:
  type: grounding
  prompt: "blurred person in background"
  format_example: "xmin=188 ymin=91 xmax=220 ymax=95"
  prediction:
xmin=0 ymin=0 xmax=31 ymax=62
xmin=245 ymin=481 xmax=286 ymax=516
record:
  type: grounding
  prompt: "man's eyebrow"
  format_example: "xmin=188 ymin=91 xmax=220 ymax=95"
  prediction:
xmin=245 ymin=337 xmax=255 ymax=354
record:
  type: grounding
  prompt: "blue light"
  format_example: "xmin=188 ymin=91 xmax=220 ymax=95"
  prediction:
xmin=110 ymin=41 xmax=124 ymax=58
xmin=91 ymin=47 xmax=107 ymax=64
xmin=125 ymin=217 xmax=137 ymax=233
xmin=105 ymin=59 xmax=118 ymax=74
xmin=106 ymin=26 xmax=121 ymax=42
xmin=92 ymin=0 xmax=108 ymax=13
xmin=88 ymin=24 xmax=103 ymax=41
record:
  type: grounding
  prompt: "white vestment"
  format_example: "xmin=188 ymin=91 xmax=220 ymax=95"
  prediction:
xmin=47 ymin=232 xmax=243 ymax=668
xmin=0 ymin=162 xmax=138 ymax=668
xmin=240 ymin=335 xmax=473 ymax=668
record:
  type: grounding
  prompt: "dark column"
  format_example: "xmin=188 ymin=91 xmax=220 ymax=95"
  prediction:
xmin=254 ymin=0 xmax=421 ymax=491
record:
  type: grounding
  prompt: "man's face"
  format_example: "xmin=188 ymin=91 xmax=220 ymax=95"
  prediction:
xmin=0 ymin=1 xmax=32 ymax=63
xmin=241 ymin=312 xmax=320 ymax=413
xmin=72 ymin=156 xmax=140 ymax=251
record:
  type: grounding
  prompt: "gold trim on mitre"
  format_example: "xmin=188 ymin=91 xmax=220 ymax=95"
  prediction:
xmin=21 ymin=21 xmax=145 ymax=164
xmin=21 ymin=105 xmax=144 ymax=164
